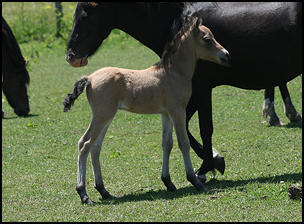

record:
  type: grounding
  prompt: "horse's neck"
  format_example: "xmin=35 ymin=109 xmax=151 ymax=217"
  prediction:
xmin=116 ymin=3 xmax=182 ymax=57
xmin=169 ymin=39 xmax=197 ymax=81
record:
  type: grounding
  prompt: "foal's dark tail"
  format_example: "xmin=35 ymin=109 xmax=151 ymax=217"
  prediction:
xmin=63 ymin=77 xmax=90 ymax=112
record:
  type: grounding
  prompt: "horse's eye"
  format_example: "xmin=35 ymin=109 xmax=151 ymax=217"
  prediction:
xmin=203 ymin=38 xmax=212 ymax=44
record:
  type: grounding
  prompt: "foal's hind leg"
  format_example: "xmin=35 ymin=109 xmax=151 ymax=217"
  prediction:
xmin=76 ymin=110 xmax=116 ymax=204
xmin=160 ymin=113 xmax=176 ymax=191
xmin=169 ymin=109 xmax=204 ymax=191
xmin=76 ymin=125 xmax=94 ymax=204
xmin=90 ymin=123 xmax=114 ymax=200
xmin=263 ymin=87 xmax=282 ymax=126
xmin=279 ymin=84 xmax=302 ymax=123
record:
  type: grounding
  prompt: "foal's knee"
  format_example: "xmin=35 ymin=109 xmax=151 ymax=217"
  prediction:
xmin=162 ymin=138 xmax=173 ymax=152
xmin=78 ymin=140 xmax=91 ymax=154
xmin=177 ymin=138 xmax=190 ymax=152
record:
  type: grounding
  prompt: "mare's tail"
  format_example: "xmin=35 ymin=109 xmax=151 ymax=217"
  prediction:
xmin=63 ymin=77 xmax=90 ymax=112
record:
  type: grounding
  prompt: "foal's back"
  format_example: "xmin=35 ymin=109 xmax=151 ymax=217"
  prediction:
xmin=87 ymin=65 xmax=174 ymax=114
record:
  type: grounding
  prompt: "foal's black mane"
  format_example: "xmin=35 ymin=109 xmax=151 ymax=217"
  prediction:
xmin=156 ymin=2 xmax=218 ymax=69
xmin=156 ymin=15 xmax=199 ymax=69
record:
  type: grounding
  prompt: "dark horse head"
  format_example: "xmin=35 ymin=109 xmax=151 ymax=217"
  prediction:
xmin=2 ymin=17 xmax=30 ymax=117
xmin=66 ymin=2 xmax=183 ymax=67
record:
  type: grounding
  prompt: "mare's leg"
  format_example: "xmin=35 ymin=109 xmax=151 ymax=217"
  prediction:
xmin=279 ymin=84 xmax=302 ymax=123
xmin=263 ymin=87 xmax=282 ymax=126
xmin=160 ymin=113 xmax=176 ymax=191
xmin=186 ymin=90 xmax=225 ymax=182
xmin=169 ymin=108 xmax=204 ymax=191
xmin=195 ymin=88 xmax=225 ymax=180
xmin=76 ymin=109 xmax=117 ymax=204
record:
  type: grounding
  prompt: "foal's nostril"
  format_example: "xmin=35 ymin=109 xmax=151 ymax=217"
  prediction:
xmin=219 ymin=50 xmax=231 ymax=66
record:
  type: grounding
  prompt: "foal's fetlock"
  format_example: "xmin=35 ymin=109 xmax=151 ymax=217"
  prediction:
xmin=95 ymin=185 xmax=114 ymax=200
xmin=187 ymin=174 xmax=205 ymax=191
xmin=161 ymin=176 xmax=177 ymax=192
xmin=76 ymin=186 xmax=94 ymax=204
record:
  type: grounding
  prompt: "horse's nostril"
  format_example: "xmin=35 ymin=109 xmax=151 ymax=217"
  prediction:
xmin=66 ymin=49 xmax=75 ymax=61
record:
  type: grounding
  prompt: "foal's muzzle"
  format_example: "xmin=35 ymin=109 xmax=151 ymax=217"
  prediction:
xmin=217 ymin=49 xmax=231 ymax=67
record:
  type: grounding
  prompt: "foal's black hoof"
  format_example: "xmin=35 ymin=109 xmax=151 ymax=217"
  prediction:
xmin=166 ymin=183 xmax=177 ymax=192
xmin=162 ymin=176 xmax=177 ymax=192
xmin=214 ymin=153 xmax=225 ymax=175
xmin=82 ymin=197 xmax=95 ymax=205
xmin=102 ymin=191 xmax=114 ymax=200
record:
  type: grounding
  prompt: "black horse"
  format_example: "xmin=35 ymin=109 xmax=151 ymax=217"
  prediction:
xmin=2 ymin=17 xmax=30 ymax=117
xmin=66 ymin=2 xmax=302 ymax=183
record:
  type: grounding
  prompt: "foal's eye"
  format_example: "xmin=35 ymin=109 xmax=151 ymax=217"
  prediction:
xmin=203 ymin=38 xmax=212 ymax=44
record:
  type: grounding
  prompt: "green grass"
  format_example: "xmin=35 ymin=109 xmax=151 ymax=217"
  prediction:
xmin=2 ymin=5 xmax=302 ymax=220
xmin=2 ymin=37 xmax=302 ymax=221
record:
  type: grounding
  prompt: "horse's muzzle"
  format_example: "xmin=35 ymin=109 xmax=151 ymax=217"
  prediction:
xmin=66 ymin=49 xmax=88 ymax=67
xmin=218 ymin=49 xmax=231 ymax=67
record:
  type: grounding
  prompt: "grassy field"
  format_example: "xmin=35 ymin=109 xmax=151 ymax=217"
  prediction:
xmin=2 ymin=3 xmax=302 ymax=222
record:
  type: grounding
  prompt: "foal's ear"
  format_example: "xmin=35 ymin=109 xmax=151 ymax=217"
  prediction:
xmin=196 ymin=17 xmax=203 ymax=27
xmin=88 ymin=2 xmax=98 ymax=7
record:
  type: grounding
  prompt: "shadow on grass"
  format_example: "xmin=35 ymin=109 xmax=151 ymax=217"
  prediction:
xmin=2 ymin=113 xmax=39 ymax=119
xmin=282 ymin=121 xmax=302 ymax=129
xmin=92 ymin=172 xmax=301 ymax=205
xmin=96 ymin=186 xmax=202 ymax=205
xmin=205 ymin=172 xmax=302 ymax=190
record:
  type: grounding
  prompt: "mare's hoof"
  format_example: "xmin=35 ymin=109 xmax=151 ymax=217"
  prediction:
xmin=196 ymin=173 xmax=207 ymax=183
xmin=269 ymin=119 xmax=283 ymax=126
xmin=214 ymin=153 xmax=225 ymax=175
xmin=289 ymin=113 xmax=302 ymax=123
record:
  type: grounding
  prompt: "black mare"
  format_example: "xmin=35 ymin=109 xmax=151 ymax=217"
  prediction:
xmin=66 ymin=2 xmax=302 ymax=182
xmin=2 ymin=17 xmax=30 ymax=117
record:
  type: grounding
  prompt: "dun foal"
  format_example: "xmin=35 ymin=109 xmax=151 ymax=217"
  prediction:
xmin=63 ymin=17 xmax=230 ymax=204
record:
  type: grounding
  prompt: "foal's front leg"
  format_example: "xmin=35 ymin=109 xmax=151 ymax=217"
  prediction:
xmin=170 ymin=109 xmax=204 ymax=191
xmin=160 ymin=113 xmax=176 ymax=191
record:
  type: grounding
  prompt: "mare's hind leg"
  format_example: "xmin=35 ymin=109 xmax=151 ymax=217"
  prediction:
xmin=76 ymin=110 xmax=117 ymax=204
xmin=263 ymin=87 xmax=282 ymax=126
xmin=279 ymin=84 xmax=302 ymax=123
xmin=160 ymin=113 xmax=176 ymax=191
xmin=169 ymin=108 xmax=204 ymax=191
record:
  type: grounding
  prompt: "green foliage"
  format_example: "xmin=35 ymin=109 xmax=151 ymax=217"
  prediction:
xmin=2 ymin=3 xmax=75 ymax=44
xmin=2 ymin=2 xmax=134 ymax=66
